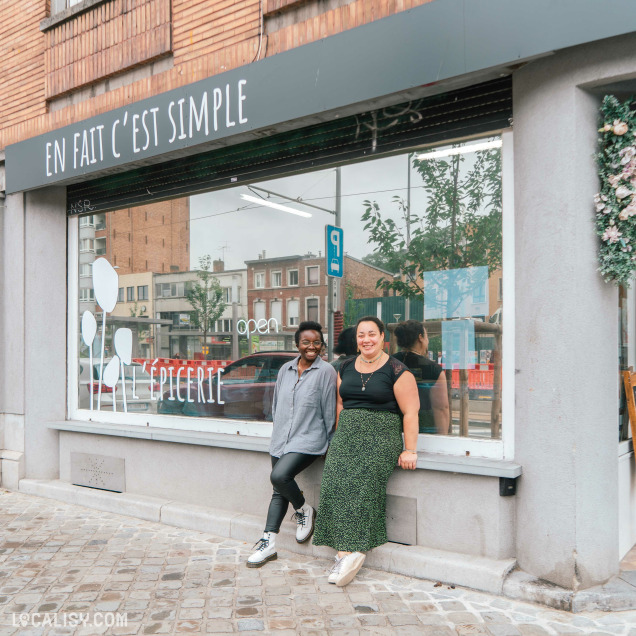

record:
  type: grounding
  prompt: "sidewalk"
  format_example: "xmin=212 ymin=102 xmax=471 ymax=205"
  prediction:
xmin=0 ymin=489 xmax=635 ymax=635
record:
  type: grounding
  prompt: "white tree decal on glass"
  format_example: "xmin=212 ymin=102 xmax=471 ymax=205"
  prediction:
xmin=92 ymin=258 xmax=119 ymax=410
xmin=81 ymin=310 xmax=97 ymax=410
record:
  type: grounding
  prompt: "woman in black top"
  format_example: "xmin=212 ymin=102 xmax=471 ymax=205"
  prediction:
xmin=394 ymin=320 xmax=450 ymax=435
xmin=313 ymin=316 xmax=419 ymax=587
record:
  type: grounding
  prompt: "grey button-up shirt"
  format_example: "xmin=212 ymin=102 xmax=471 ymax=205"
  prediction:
xmin=270 ymin=355 xmax=337 ymax=457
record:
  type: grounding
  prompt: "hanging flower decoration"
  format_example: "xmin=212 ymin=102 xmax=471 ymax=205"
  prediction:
xmin=596 ymin=96 xmax=636 ymax=285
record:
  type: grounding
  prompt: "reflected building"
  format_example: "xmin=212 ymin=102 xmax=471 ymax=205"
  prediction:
xmin=154 ymin=263 xmax=248 ymax=359
xmin=245 ymin=251 xmax=393 ymax=350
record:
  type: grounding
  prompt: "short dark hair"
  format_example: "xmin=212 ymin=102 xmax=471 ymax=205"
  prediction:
xmin=295 ymin=321 xmax=325 ymax=346
xmin=334 ymin=327 xmax=357 ymax=355
xmin=355 ymin=315 xmax=385 ymax=335
xmin=394 ymin=319 xmax=425 ymax=349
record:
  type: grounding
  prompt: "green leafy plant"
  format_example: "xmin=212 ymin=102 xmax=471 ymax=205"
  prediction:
xmin=595 ymin=95 xmax=636 ymax=285
xmin=361 ymin=142 xmax=502 ymax=300
xmin=186 ymin=255 xmax=227 ymax=354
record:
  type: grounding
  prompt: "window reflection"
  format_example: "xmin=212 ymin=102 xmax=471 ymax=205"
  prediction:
xmin=77 ymin=137 xmax=503 ymax=438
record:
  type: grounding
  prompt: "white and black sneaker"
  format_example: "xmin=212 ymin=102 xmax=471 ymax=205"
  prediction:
xmin=246 ymin=532 xmax=277 ymax=568
xmin=328 ymin=555 xmax=343 ymax=584
xmin=292 ymin=503 xmax=315 ymax=544
xmin=334 ymin=551 xmax=365 ymax=587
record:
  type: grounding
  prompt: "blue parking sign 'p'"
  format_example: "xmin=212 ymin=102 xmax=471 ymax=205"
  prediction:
xmin=325 ymin=225 xmax=344 ymax=278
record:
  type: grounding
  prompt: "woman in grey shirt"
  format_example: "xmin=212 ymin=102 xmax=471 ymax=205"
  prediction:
xmin=247 ymin=321 xmax=337 ymax=568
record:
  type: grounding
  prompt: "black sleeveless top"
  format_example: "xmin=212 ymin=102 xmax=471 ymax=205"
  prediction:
xmin=339 ymin=356 xmax=410 ymax=414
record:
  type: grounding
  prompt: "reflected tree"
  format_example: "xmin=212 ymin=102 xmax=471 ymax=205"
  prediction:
xmin=361 ymin=143 xmax=502 ymax=310
xmin=186 ymin=255 xmax=227 ymax=355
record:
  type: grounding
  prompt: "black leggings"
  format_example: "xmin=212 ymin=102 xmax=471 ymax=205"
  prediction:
xmin=264 ymin=452 xmax=318 ymax=533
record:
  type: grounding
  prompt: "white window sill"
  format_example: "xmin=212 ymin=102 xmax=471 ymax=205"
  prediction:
xmin=48 ymin=420 xmax=522 ymax=478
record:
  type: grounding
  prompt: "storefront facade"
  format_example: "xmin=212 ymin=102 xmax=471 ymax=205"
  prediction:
xmin=2 ymin=0 xmax=636 ymax=608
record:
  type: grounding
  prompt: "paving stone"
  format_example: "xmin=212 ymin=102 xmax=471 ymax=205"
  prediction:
xmin=455 ymin=625 xmax=491 ymax=635
xmin=0 ymin=491 xmax=632 ymax=636
xmin=386 ymin=613 xmax=421 ymax=626
xmin=205 ymin=619 xmax=234 ymax=633
xmin=237 ymin=617 xmax=265 ymax=631
xmin=516 ymin=626 xmax=552 ymax=636
xmin=486 ymin=625 xmax=523 ymax=636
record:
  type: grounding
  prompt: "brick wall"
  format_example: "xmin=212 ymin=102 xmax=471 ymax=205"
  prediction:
xmin=44 ymin=0 xmax=172 ymax=99
xmin=0 ymin=0 xmax=48 ymax=135
xmin=344 ymin=256 xmax=391 ymax=298
xmin=101 ymin=197 xmax=190 ymax=274
xmin=0 ymin=0 xmax=430 ymax=151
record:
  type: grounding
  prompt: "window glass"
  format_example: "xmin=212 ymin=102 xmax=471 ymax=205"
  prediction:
xmin=271 ymin=300 xmax=283 ymax=324
xmin=288 ymin=300 xmax=300 ymax=327
xmin=76 ymin=137 xmax=503 ymax=437
xmin=307 ymin=266 xmax=319 ymax=285
xmin=307 ymin=298 xmax=319 ymax=322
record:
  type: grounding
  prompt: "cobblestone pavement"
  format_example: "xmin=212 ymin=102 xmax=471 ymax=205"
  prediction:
xmin=0 ymin=490 xmax=635 ymax=635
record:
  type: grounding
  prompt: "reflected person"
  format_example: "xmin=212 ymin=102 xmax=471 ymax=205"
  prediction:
xmin=331 ymin=327 xmax=357 ymax=374
xmin=394 ymin=320 xmax=450 ymax=435
xmin=247 ymin=321 xmax=337 ymax=567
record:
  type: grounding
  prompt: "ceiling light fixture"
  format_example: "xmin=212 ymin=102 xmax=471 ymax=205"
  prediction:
xmin=239 ymin=193 xmax=313 ymax=218
xmin=415 ymin=139 xmax=502 ymax=161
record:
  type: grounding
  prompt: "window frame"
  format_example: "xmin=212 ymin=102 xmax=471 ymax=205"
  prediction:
xmin=67 ymin=131 xmax=514 ymax=460
xmin=127 ymin=286 xmax=135 ymax=302
xmin=271 ymin=270 xmax=282 ymax=288
xmin=287 ymin=269 xmax=299 ymax=286
xmin=306 ymin=265 xmax=320 ymax=286
xmin=137 ymin=285 xmax=149 ymax=301
xmin=306 ymin=297 xmax=320 ymax=323
xmin=287 ymin=299 xmax=300 ymax=327
xmin=254 ymin=271 xmax=265 ymax=289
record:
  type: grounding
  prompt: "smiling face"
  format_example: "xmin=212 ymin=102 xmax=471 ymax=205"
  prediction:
xmin=356 ymin=321 xmax=384 ymax=359
xmin=297 ymin=329 xmax=323 ymax=364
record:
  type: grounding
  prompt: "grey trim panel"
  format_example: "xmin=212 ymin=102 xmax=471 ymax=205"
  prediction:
xmin=48 ymin=421 xmax=522 ymax=477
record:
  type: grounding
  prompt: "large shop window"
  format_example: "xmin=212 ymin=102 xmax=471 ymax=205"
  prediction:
xmin=72 ymin=135 xmax=510 ymax=456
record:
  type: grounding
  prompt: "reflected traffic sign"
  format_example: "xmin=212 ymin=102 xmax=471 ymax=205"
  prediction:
xmin=325 ymin=225 xmax=343 ymax=278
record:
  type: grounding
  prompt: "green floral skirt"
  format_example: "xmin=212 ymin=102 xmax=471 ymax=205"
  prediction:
xmin=313 ymin=408 xmax=403 ymax=552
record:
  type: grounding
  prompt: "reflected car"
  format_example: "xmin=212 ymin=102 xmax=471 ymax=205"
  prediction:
xmin=157 ymin=352 xmax=296 ymax=421
xmin=78 ymin=359 xmax=159 ymax=413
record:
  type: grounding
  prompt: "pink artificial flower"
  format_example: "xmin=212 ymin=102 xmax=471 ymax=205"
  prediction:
xmin=614 ymin=121 xmax=629 ymax=135
xmin=602 ymin=226 xmax=622 ymax=243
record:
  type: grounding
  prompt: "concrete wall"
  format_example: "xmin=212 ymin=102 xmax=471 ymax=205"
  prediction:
xmin=0 ymin=187 xmax=67 ymax=487
xmin=513 ymin=33 xmax=636 ymax=589
xmin=57 ymin=430 xmax=515 ymax=560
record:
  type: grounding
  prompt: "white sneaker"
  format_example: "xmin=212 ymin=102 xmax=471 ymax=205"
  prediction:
xmin=246 ymin=532 xmax=277 ymax=568
xmin=328 ymin=555 xmax=343 ymax=584
xmin=292 ymin=503 xmax=315 ymax=543
xmin=335 ymin=551 xmax=365 ymax=587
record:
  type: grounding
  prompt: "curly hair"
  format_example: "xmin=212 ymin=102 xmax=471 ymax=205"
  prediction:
xmin=394 ymin=319 xmax=425 ymax=349
xmin=294 ymin=321 xmax=325 ymax=346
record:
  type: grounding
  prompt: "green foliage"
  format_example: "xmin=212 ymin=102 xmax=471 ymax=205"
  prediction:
xmin=595 ymin=95 xmax=636 ymax=286
xmin=361 ymin=250 xmax=404 ymax=274
xmin=361 ymin=142 xmax=502 ymax=299
xmin=342 ymin=281 xmax=367 ymax=327
xmin=186 ymin=255 xmax=227 ymax=346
